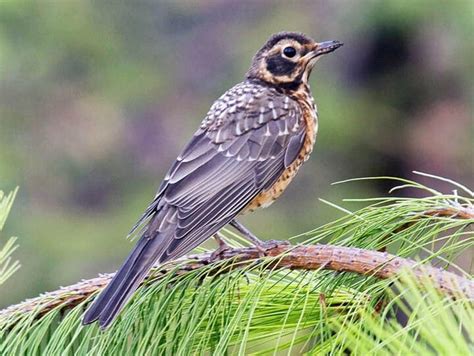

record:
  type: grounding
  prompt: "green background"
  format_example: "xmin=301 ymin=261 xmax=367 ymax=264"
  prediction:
xmin=0 ymin=0 xmax=472 ymax=307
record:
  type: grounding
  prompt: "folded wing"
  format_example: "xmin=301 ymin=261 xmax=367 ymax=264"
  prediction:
xmin=83 ymin=83 xmax=306 ymax=327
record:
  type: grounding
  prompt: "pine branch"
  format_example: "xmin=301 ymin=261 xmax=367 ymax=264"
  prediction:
xmin=1 ymin=242 xmax=472 ymax=324
xmin=0 ymin=176 xmax=472 ymax=353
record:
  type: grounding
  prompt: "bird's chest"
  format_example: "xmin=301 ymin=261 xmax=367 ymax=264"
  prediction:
xmin=244 ymin=92 xmax=318 ymax=213
xmin=297 ymin=93 xmax=319 ymax=159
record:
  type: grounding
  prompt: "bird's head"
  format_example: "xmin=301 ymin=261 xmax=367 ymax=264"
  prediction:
xmin=246 ymin=32 xmax=343 ymax=89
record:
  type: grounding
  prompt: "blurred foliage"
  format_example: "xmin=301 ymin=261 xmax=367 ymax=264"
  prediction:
xmin=0 ymin=1 xmax=472 ymax=307
xmin=0 ymin=188 xmax=20 ymax=286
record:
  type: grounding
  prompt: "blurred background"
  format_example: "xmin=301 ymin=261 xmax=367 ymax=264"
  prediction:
xmin=0 ymin=1 xmax=472 ymax=307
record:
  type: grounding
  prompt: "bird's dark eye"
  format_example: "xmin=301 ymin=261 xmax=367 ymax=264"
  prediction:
xmin=283 ymin=46 xmax=297 ymax=58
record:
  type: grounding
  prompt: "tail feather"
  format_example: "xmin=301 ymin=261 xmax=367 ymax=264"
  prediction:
xmin=82 ymin=235 xmax=164 ymax=328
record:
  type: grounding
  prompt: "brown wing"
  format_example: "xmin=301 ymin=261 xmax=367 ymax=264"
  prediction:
xmin=132 ymin=82 xmax=306 ymax=262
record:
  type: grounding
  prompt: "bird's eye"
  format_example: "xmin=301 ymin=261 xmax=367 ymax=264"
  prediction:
xmin=282 ymin=46 xmax=297 ymax=58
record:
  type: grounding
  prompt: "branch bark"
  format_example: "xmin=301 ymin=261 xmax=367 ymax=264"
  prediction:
xmin=1 ymin=243 xmax=472 ymax=323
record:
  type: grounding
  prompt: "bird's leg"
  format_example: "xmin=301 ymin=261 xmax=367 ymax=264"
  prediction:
xmin=210 ymin=232 xmax=231 ymax=261
xmin=230 ymin=219 xmax=291 ymax=256
xmin=229 ymin=220 xmax=265 ymax=246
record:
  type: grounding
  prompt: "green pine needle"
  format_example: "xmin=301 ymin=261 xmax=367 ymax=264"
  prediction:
xmin=0 ymin=177 xmax=472 ymax=354
xmin=0 ymin=188 xmax=20 ymax=286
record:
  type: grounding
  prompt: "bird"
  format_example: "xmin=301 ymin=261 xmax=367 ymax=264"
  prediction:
xmin=82 ymin=31 xmax=343 ymax=329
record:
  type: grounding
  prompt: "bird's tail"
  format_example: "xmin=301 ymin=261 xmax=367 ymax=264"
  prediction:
xmin=82 ymin=234 xmax=166 ymax=329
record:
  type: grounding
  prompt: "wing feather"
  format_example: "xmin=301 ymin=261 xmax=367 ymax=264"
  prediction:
xmin=135 ymin=82 xmax=307 ymax=262
xmin=84 ymin=82 xmax=313 ymax=328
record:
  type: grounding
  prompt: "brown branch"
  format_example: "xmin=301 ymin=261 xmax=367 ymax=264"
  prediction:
xmin=393 ymin=205 xmax=474 ymax=234
xmin=422 ymin=206 xmax=474 ymax=220
xmin=0 ymin=243 xmax=472 ymax=323
xmin=377 ymin=205 xmax=474 ymax=252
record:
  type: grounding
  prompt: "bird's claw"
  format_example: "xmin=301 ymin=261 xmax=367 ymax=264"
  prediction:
xmin=210 ymin=241 xmax=231 ymax=262
xmin=254 ymin=239 xmax=291 ymax=257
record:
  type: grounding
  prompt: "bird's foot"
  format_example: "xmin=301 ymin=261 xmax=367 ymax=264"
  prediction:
xmin=229 ymin=219 xmax=292 ymax=257
xmin=253 ymin=239 xmax=292 ymax=257
xmin=210 ymin=234 xmax=231 ymax=262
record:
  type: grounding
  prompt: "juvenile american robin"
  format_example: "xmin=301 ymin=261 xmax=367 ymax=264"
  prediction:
xmin=83 ymin=31 xmax=342 ymax=328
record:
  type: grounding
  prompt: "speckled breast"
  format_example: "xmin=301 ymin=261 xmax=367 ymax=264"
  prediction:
xmin=242 ymin=89 xmax=318 ymax=213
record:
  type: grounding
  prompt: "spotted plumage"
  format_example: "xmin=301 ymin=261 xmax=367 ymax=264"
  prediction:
xmin=83 ymin=31 xmax=343 ymax=328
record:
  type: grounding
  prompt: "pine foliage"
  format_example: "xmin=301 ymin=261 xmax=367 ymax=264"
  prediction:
xmin=0 ymin=188 xmax=19 ymax=286
xmin=0 ymin=176 xmax=472 ymax=355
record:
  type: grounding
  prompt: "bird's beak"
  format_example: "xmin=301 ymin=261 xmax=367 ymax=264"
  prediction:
xmin=311 ymin=40 xmax=343 ymax=57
